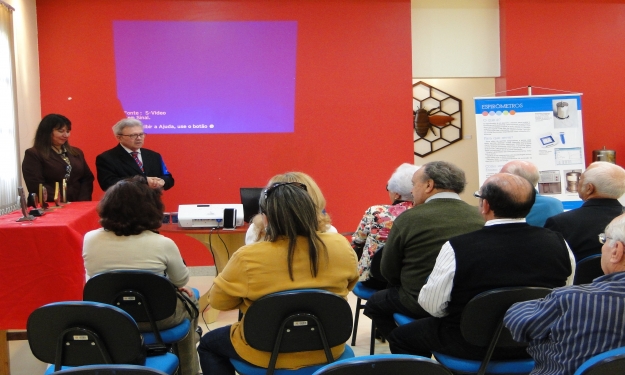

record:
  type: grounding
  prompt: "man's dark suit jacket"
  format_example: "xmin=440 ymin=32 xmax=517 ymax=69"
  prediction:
xmin=544 ymin=198 xmax=624 ymax=261
xmin=95 ymin=144 xmax=174 ymax=191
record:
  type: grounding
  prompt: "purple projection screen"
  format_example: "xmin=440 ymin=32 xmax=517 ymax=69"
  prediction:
xmin=112 ymin=21 xmax=297 ymax=134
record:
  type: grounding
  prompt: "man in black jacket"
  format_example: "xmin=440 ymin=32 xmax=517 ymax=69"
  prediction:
xmin=96 ymin=118 xmax=174 ymax=191
xmin=544 ymin=161 xmax=625 ymax=261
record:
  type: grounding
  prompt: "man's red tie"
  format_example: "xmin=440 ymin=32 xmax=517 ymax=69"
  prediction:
xmin=131 ymin=152 xmax=144 ymax=172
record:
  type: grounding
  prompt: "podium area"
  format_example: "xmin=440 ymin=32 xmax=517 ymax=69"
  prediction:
xmin=0 ymin=202 xmax=100 ymax=375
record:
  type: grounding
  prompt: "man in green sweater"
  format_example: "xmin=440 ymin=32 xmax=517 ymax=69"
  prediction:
xmin=364 ymin=161 xmax=484 ymax=338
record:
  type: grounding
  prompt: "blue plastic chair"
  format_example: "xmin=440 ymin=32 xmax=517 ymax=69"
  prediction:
xmin=311 ymin=354 xmax=453 ymax=375
xmin=50 ymin=364 xmax=168 ymax=375
xmin=26 ymin=301 xmax=178 ymax=374
xmin=574 ymin=346 xmax=625 ymax=375
xmin=83 ymin=271 xmax=198 ymax=354
xmin=573 ymin=254 xmax=603 ymax=285
xmin=394 ymin=287 xmax=552 ymax=375
xmin=229 ymin=289 xmax=356 ymax=375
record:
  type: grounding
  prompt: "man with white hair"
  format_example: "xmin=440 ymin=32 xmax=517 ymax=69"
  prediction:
xmin=500 ymin=160 xmax=563 ymax=227
xmin=545 ymin=161 xmax=625 ymax=261
xmin=505 ymin=213 xmax=625 ymax=375
xmin=96 ymin=118 xmax=174 ymax=191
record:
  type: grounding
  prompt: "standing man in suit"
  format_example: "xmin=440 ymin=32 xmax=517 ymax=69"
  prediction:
xmin=96 ymin=118 xmax=174 ymax=191
xmin=500 ymin=160 xmax=563 ymax=227
xmin=545 ymin=161 xmax=625 ymax=261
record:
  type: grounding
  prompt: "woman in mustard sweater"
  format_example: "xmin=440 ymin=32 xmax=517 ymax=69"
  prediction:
xmin=197 ymin=182 xmax=359 ymax=375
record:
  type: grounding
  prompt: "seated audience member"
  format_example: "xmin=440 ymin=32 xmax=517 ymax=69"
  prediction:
xmin=363 ymin=161 xmax=484 ymax=339
xmin=197 ymin=182 xmax=359 ymax=375
xmin=500 ymin=160 xmax=563 ymax=227
xmin=352 ymin=163 xmax=419 ymax=289
xmin=387 ymin=173 xmax=575 ymax=360
xmin=505 ymin=213 xmax=625 ymax=375
xmin=96 ymin=118 xmax=174 ymax=191
xmin=82 ymin=176 xmax=198 ymax=375
xmin=545 ymin=161 xmax=625 ymax=261
xmin=245 ymin=171 xmax=336 ymax=244
xmin=22 ymin=114 xmax=94 ymax=202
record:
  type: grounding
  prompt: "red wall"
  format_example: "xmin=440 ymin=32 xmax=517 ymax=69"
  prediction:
xmin=35 ymin=0 xmax=414 ymax=265
xmin=498 ymin=0 xmax=625 ymax=166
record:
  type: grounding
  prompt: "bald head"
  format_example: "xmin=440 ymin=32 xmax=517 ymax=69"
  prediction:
xmin=500 ymin=160 xmax=540 ymax=187
xmin=601 ymin=213 xmax=625 ymax=274
xmin=579 ymin=162 xmax=625 ymax=200
xmin=479 ymin=173 xmax=536 ymax=219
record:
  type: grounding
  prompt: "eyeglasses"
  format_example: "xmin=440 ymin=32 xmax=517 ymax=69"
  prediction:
xmin=263 ymin=182 xmax=308 ymax=199
xmin=473 ymin=191 xmax=484 ymax=199
xmin=598 ymin=233 xmax=614 ymax=244
xmin=119 ymin=133 xmax=145 ymax=140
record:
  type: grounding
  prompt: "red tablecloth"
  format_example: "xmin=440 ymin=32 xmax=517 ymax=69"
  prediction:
xmin=0 ymin=202 xmax=100 ymax=329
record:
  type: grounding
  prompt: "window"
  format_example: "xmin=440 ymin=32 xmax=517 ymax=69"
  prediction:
xmin=0 ymin=1 xmax=19 ymax=215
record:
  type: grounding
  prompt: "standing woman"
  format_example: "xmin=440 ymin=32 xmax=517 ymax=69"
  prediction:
xmin=198 ymin=182 xmax=359 ymax=375
xmin=22 ymin=114 xmax=94 ymax=202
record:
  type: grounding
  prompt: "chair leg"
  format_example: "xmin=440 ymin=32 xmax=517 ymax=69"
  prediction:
xmin=351 ymin=298 xmax=363 ymax=346
xmin=369 ymin=320 xmax=376 ymax=355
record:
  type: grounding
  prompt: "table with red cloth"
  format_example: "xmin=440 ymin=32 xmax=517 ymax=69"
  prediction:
xmin=0 ymin=201 xmax=100 ymax=329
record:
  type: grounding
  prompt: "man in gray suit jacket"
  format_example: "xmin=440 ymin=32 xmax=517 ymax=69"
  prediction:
xmin=96 ymin=118 xmax=174 ymax=191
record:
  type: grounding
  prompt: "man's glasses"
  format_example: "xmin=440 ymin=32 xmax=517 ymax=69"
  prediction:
xmin=263 ymin=182 xmax=308 ymax=199
xmin=119 ymin=133 xmax=145 ymax=140
xmin=473 ymin=191 xmax=484 ymax=199
xmin=598 ymin=233 xmax=613 ymax=244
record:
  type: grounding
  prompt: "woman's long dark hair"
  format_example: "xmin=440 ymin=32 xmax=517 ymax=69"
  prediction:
xmin=259 ymin=183 xmax=328 ymax=280
xmin=97 ymin=176 xmax=164 ymax=236
xmin=33 ymin=114 xmax=78 ymax=158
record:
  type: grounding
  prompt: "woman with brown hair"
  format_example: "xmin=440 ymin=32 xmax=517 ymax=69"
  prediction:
xmin=198 ymin=182 xmax=359 ymax=375
xmin=82 ymin=176 xmax=199 ymax=375
xmin=22 ymin=114 xmax=94 ymax=201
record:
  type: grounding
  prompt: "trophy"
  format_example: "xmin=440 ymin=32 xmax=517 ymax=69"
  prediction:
xmin=38 ymin=184 xmax=49 ymax=209
xmin=27 ymin=191 xmax=45 ymax=217
xmin=52 ymin=181 xmax=64 ymax=207
xmin=16 ymin=187 xmax=35 ymax=222
xmin=62 ymin=178 xmax=68 ymax=203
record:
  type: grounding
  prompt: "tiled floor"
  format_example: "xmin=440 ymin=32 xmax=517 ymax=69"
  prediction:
xmin=9 ymin=274 xmax=390 ymax=375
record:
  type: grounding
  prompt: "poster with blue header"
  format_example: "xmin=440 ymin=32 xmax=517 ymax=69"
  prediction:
xmin=474 ymin=94 xmax=584 ymax=208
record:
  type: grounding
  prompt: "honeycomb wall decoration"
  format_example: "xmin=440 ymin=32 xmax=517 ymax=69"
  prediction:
xmin=413 ymin=81 xmax=463 ymax=157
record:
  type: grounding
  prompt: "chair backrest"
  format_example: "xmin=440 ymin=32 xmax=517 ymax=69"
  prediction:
xmin=369 ymin=247 xmax=386 ymax=284
xmin=83 ymin=270 xmax=179 ymax=323
xmin=574 ymin=254 xmax=603 ymax=285
xmin=311 ymin=354 xmax=453 ymax=375
xmin=51 ymin=364 xmax=168 ymax=375
xmin=461 ymin=286 xmax=552 ymax=348
xmin=574 ymin=346 xmax=625 ymax=375
xmin=243 ymin=289 xmax=353 ymax=354
xmin=240 ymin=187 xmax=263 ymax=223
xmin=27 ymin=301 xmax=146 ymax=371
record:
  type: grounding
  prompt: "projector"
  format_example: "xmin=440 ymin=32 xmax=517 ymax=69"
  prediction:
xmin=178 ymin=204 xmax=244 ymax=228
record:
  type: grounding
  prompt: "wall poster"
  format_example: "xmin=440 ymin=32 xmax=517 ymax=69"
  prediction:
xmin=475 ymin=94 xmax=584 ymax=208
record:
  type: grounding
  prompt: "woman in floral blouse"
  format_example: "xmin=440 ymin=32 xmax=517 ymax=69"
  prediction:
xmin=352 ymin=163 xmax=420 ymax=289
